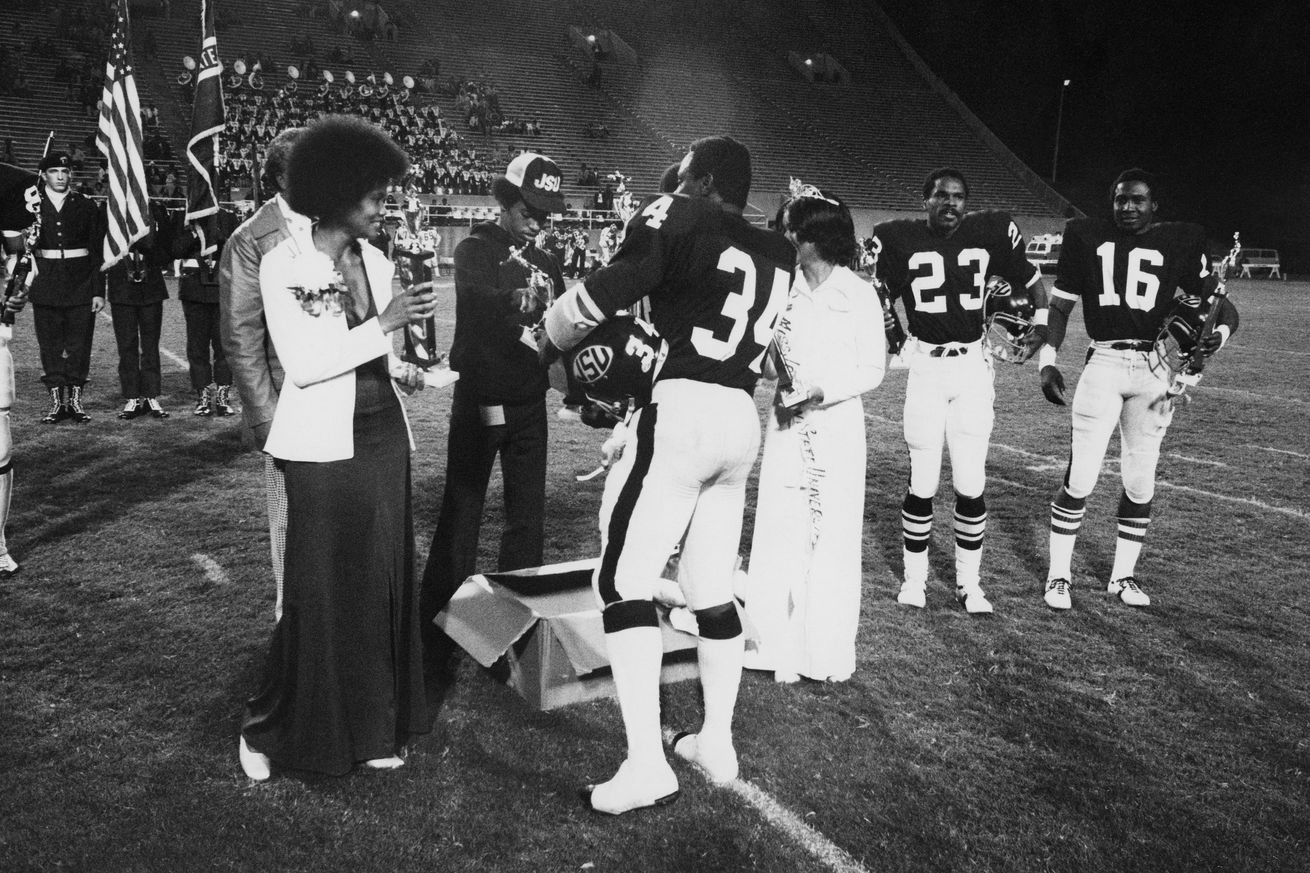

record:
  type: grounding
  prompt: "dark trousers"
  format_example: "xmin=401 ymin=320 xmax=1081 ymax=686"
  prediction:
xmin=33 ymin=303 xmax=96 ymax=389
xmin=181 ymin=300 xmax=231 ymax=391
xmin=420 ymin=382 xmax=547 ymax=634
xmin=110 ymin=301 xmax=164 ymax=398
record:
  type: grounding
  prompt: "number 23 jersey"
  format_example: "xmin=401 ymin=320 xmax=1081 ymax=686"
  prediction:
xmin=872 ymin=210 xmax=1038 ymax=345
xmin=584 ymin=193 xmax=796 ymax=392
xmin=1054 ymin=218 xmax=1209 ymax=342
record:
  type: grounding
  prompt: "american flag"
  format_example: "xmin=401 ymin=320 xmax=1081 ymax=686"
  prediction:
xmin=95 ymin=0 xmax=150 ymax=270
xmin=185 ymin=0 xmax=225 ymax=256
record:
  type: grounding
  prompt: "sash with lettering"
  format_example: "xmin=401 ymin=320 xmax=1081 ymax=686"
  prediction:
xmin=184 ymin=0 xmax=225 ymax=256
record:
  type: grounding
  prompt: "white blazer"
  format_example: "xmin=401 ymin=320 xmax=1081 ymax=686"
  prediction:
xmin=259 ymin=231 xmax=413 ymax=462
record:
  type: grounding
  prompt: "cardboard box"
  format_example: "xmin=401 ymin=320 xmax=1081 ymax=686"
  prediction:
xmin=435 ymin=558 xmax=704 ymax=710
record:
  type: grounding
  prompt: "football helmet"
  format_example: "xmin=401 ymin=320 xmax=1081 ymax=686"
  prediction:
xmin=1149 ymin=294 xmax=1207 ymax=380
xmin=983 ymin=276 xmax=1036 ymax=363
xmin=564 ymin=316 xmax=668 ymax=413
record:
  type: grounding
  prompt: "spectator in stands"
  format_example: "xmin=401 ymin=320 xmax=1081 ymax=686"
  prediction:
xmin=142 ymin=26 xmax=157 ymax=60
xmin=0 ymin=140 xmax=15 ymax=165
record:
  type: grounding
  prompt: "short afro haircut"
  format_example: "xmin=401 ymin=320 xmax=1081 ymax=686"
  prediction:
xmin=783 ymin=189 xmax=857 ymax=266
xmin=922 ymin=167 xmax=969 ymax=201
xmin=285 ymin=115 xmax=409 ymax=225
xmin=658 ymin=161 xmax=681 ymax=194
xmin=261 ymin=127 xmax=304 ymax=195
xmin=684 ymin=136 xmax=751 ymax=209
xmin=1112 ymin=168 xmax=1159 ymax=202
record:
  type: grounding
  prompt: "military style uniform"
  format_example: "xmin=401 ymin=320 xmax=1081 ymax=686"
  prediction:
xmin=105 ymin=202 xmax=173 ymax=414
xmin=29 ymin=166 xmax=105 ymax=417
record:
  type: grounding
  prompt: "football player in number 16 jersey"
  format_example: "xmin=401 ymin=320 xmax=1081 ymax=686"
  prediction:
xmin=1038 ymin=168 xmax=1238 ymax=610
xmin=872 ymin=168 xmax=1048 ymax=615
xmin=540 ymin=136 xmax=795 ymax=815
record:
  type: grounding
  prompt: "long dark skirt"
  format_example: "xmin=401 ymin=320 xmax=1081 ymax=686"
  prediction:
xmin=242 ymin=401 xmax=429 ymax=776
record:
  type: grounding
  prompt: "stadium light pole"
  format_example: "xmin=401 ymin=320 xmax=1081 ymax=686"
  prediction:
xmin=1052 ymin=79 xmax=1070 ymax=182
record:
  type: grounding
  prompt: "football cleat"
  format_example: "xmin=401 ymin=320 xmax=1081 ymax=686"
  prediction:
xmin=238 ymin=736 xmax=271 ymax=782
xmin=582 ymin=759 xmax=679 ymax=815
xmin=896 ymin=580 xmax=926 ymax=608
xmin=1108 ymin=576 xmax=1151 ymax=607
xmin=1044 ymin=577 xmax=1072 ymax=610
xmin=672 ymin=731 xmax=739 ymax=784
xmin=564 ymin=316 xmax=668 ymax=410
xmin=983 ymin=276 xmax=1037 ymax=363
xmin=0 ymin=553 xmax=18 ymax=575
xmin=957 ymin=585 xmax=994 ymax=615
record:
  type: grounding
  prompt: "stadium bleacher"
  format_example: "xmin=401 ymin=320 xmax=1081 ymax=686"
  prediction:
xmin=1 ymin=0 xmax=1074 ymax=229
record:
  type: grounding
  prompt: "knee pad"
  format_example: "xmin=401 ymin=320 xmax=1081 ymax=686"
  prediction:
xmin=1120 ymin=456 xmax=1158 ymax=504
xmin=602 ymin=599 xmax=659 ymax=634
xmin=695 ymin=602 xmax=742 ymax=640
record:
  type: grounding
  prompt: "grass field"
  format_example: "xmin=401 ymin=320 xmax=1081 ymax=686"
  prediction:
xmin=1 ymin=276 xmax=1306 ymax=873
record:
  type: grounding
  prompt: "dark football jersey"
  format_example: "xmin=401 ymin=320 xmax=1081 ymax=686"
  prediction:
xmin=584 ymin=193 xmax=796 ymax=392
xmin=0 ymin=162 xmax=38 ymax=233
xmin=872 ymin=210 xmax=1038 ymax=345
xmin=1054 ymin=218 xmax=1209 ymax=341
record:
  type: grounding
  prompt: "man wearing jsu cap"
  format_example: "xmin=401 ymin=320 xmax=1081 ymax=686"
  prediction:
xmin=28 ymin=152 xmax=106 ymax=423
xmin=418 ymin=152 xmax=566 ymax=695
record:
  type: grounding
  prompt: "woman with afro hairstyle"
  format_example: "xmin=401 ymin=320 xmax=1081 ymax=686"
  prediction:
xmin=238 ymin=115 xmax=438 ymax=780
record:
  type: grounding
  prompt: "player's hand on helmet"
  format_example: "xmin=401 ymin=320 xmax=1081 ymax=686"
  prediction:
xmin=1017 ymin=325 xmax=1049 ymax=362
xmin=1040 ymin=365 xmax=1066 ymax=405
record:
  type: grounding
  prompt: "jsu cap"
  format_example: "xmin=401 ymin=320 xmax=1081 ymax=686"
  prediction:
xmin=496 ymin=152 xmax=566 ymax=214
xmin=39 ymin=152 xmax=72 ymax=172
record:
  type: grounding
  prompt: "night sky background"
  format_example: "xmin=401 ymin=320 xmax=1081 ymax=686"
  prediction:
xmin=874 ymin=0 xmax=1310 ymax=271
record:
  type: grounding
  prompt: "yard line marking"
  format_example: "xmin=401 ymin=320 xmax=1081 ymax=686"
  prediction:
xmin=1243 ymin=444 xmax=1310 ymax=460
xmin=191 ymin=553 xmax=229 ymax=586
xmin=662 ymin=729 xmax=870 ymax=873
xmin=1165 ymin=452 xmax=1231 ymax=468
xmin=1194 ymin=384 xmax=1305 ymax=405
xmin=867 ymin=413 xmax=1306 ymax=520
xmin=99 ymin=311 xmax=189 ymax=371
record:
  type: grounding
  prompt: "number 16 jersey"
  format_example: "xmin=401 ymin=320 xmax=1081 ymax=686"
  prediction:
xmin=584 ymin=193 xmax=796 ymax=393
xmin=1053 ymin=217 xmax=1209 ymax=342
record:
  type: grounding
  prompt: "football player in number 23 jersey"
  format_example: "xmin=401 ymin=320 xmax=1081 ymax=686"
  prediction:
xmin=872 ymin=167 xmax=1048 ymax=616
xmin=540 ymin=136 xmax=795 ymax=815
xmin=1038 ymin=168 xmax=1238 ymax=611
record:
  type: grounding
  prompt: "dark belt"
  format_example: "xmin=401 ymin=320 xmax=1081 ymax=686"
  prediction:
xmin=928 ymin=346 xmax=970 ymax=358
xmin=1107 ymin=341 xmax=1153 ymax=352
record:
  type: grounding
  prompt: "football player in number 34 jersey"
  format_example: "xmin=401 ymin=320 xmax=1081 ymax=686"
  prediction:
xmin=873 ymin=168 xmax=1049 ymax=615
xmin=1038 ymin=168 xmax=1239 ymax=610
xmin=540 ymin=136 xmax=795 ymax=815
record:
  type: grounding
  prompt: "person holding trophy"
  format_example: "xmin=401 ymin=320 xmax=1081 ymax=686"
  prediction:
xmin=418 ymin=152 xmax=566 ymax=692
xmin=744 ymin=182 xmax=886 ymax=683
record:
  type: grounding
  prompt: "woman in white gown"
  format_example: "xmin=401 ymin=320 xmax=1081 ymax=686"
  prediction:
xmin=746 ymin=183 xmax=886 ymax=683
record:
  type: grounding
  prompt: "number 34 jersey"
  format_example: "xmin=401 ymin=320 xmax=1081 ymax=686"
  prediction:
xmin=1054 ymin=218 xmax=1209 ymax=342
xmin=584 ymin=193 xmax=796 ymax=392
xmin=872 ymin=210 xmax=1038 ymax=345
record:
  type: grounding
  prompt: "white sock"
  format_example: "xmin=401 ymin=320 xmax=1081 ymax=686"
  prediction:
xmin=696 ymin=635 xmax=742 ymax=749
xmin=604 ymin=625 xmax=667 ymax=770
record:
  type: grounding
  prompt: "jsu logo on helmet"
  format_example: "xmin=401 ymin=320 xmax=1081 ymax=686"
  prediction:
xmin=534 ymin=174 xmax=561 ymax=192
xmin=572 ymin=346 xmax=613 ymax=383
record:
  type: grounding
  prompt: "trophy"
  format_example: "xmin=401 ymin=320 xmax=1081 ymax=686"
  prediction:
xmin=395 ymin=247 xmax=438 ymax=368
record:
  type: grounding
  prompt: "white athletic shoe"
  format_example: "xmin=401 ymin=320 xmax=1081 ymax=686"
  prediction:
xmin=238 ymin=736 xmax=271 ymax=782
xmin=957 ymin=585 xmax=994 ymax=615
xmin=0 ymin=553 xmax=18 ymax=576
xmin=672 ymin=731 xmax=739 ymax=784
xmin=583 ymin=758 xmax=679 ymax=815
xmin=362 ymin=756 xmax=405 ymax=771
xmin=1044 ymin=578 xmax=1072 ymax=610
xmin=897 ymin=580 xmax=926 ymax=608
xmin=1108 ymin=576 xmax=1151 ymax=607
